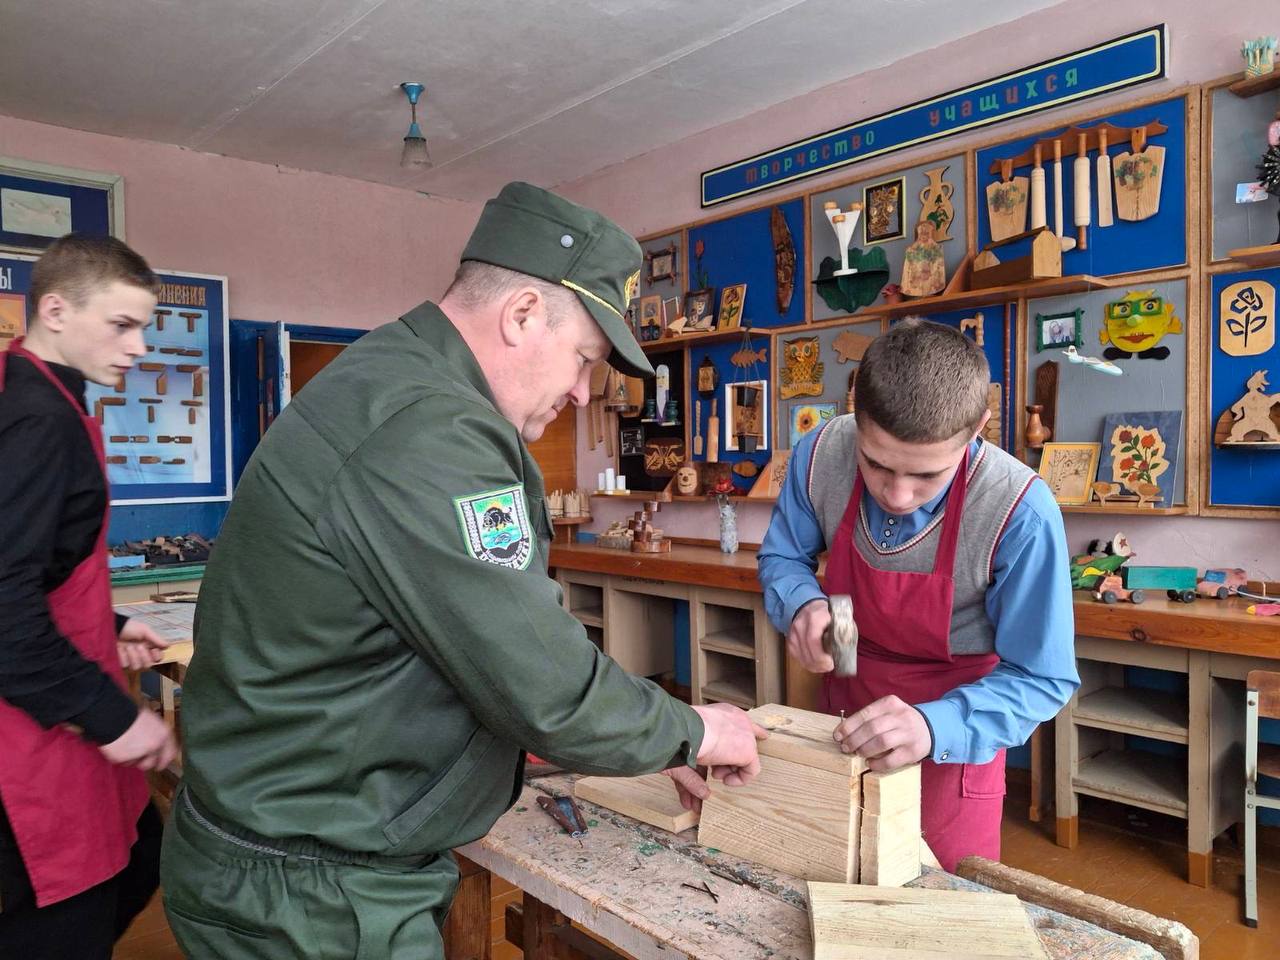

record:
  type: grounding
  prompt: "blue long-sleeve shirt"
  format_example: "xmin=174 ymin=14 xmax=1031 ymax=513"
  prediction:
xmin=758 ymin=431 xmax=1079 ymax=765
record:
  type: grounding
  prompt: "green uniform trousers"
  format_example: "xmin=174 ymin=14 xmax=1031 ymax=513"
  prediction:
xmin=160 ymin=789 xmax=458 ymax=959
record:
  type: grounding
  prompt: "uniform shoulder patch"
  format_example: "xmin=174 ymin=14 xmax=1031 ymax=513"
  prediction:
xmin=453 ymin=484 xmax=533 ymax=570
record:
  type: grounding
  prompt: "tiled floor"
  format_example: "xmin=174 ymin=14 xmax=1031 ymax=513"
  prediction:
xmin=114 ymin=793 xmax=1280 ymax=959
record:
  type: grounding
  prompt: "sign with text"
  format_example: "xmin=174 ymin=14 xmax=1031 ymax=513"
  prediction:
xmin=700 ymin=25 xmax=1166 ymax=207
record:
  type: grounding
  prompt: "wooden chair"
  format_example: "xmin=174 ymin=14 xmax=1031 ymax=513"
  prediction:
xmin=1245 ymin=670 xmax=1280 ymax=927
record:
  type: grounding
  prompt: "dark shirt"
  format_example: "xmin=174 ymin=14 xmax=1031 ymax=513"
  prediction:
xmin=0 ymin=352 xmax=135 ymax=745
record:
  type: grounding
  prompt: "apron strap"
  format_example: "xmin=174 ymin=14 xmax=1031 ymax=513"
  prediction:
xmin=930 ymin=445 xmax=971 ymax=576
xmin=1 ymin=339 xmax=86 ymax=411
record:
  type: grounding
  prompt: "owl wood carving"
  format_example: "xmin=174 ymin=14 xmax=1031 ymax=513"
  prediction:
xmin=780 ymin=337 xmax=824 ymax=399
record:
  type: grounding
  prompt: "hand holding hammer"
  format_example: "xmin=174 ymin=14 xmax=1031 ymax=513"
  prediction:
xmin=786 ymin=594 xmax=858 ymax=675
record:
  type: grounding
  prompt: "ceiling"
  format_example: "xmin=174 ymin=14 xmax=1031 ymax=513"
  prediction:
xmin=0 ymin=0 xmax=1063 ymax=201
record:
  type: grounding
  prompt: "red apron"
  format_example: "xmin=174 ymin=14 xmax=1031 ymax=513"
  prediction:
xmin=820 ymin=451 xmax=1006 ymax=871
xmin=0 ymin=340 xmax=148 ymax=907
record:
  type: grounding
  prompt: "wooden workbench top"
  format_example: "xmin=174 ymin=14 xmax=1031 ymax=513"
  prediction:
xmin=550 ymin=542 xmax=1280 ymax=659
xmin=459 ymin=776 xmax=1164 ymax=960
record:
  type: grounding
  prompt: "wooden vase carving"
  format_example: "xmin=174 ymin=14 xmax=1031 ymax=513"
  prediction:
xmin=918 ymin=166 xmax=955 ymax=242
xmin=1025 ymin=404 xmax=1051 ymax=449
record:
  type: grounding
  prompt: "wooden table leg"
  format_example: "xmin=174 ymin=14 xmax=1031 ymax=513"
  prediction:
xmin=444 ymin=854 xmax=491 ymax=960
xmin=519 ymin=892 xmax=627 ymax=960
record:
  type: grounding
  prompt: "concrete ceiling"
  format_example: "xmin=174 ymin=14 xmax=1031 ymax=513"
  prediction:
xmin=0 ymin=0 xmax=1062 ymax=201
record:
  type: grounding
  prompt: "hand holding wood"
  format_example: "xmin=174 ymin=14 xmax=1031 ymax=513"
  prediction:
xmin=692 ymin=702 xmax=769 ymax=786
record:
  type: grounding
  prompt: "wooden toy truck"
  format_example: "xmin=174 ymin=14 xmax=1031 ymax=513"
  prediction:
xmin=1196 ymin=567 xmax=1248 ymax=599
xmin=1123 ymin=565 xmax=1200 ymax=603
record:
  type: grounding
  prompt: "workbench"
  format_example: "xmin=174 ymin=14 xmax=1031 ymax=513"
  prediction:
xmin=551 ymin=543 xmax=1280 ymax=887
xmin=453 ymin=774 xmax=1182 ymax=960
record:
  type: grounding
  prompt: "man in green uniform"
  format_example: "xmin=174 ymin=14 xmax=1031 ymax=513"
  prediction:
xmin=160 ymin=182 xmax=765 ymax=959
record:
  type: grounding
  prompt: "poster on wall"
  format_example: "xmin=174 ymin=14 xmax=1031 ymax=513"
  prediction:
xmin=86 ymin=271 xmax=231 ymax=504
xmin=0 ymin=252 xmax=231 ymax=504
xmin=0 ymin=157 xmax=124 ymax=254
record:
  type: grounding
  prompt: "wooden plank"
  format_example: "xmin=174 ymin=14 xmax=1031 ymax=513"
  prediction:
xmin=442 ymin=853 xmax=492 ymax=960
xmin=954 ymin=857 xmax=1199 ymax=960
xmin=807 ymin=882 xmax=1048 ymax=959
xmin=1073 ymin=687 xmax=1189 ymax=743
xmin=1247 ymin=669 xmax=1280 ymax=719
xmin=862 ymin=764 xmax=921 ymax=816
xmin=859 ymin=807 xmax=921 ymax=887
xmin=697 ymin=752 xmax=860 ymax=883
xmin=748 ymin=702 xmax=865 ymax=776
xmin=574 ymin=774 xmax=698 ymax=833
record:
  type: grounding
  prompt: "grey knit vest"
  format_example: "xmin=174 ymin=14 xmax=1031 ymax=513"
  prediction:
xmin=807 ymin=415 xmax=1039 ymax=655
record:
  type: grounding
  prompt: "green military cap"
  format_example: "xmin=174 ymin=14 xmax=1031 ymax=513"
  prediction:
xmin=461 ymin=182 xmax=653 ymax=378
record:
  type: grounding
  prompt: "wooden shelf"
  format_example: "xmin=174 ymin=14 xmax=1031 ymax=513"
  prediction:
xmin=589 ymin=490 xmax=670 ymax=501
xmin=1074 ymin=687 xmax=1188 ymax=744
xmin=701 ymin=677 xmax=756 ymax=709
xmin=641 ymin=327 xmax=767 ymax=353
xmin=570 ymin=607 xmax=603 ymax=628
xmin=671 ymin=494 xmax=778 ymax=504
xmin=849 ymin=274 xmax=1114 ymax=320
xmin=553 ymin=516 xmax=592 ymax=526
xmin=1074 ymin=749 xmax=1187 ymax=819
xmin=1226 ymin=243 xmax=1280 ymax=268
xmin=1229 ymin=71 xmax=1280 ymax=98
xmin=701 ymin=630 xmax=756 ymax=659
xmin=1058 ymin=504 xmax=1190 ymax=516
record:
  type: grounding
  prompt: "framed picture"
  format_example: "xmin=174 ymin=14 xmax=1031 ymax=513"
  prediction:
xmin=645 ymin=243 xmax=678 ymax=284
xmin=1035 ymin=308 xmax=1084 ymax=351
xmin=863 ymin=177 xmax=905 ymax=244
xmin=789 ymin=402 xmax=837 ymax=447
xmin=619 ymin=427 xmax=644 ymax=457
xmin=662 ymin=296 xmax=681 ymax=332
xmin=637 ymin=294 xmax=663 ymax=341
xmin=717 ymin=283 xmax=747 ymax=330
xmin=1037 ymin=442 xmax=1100 ymax=505
xmin=0 ymin=157 xmax=125 ymax=255
xmin=1098 ymin=410 xmax=1183 ymax=508
xmin=683 ymin=288 xmax=715 ymax=331
xmin=724 ymin=379 xmax=769 ymax=452
xmin=0 ymin=255 xmax=33 ymax=352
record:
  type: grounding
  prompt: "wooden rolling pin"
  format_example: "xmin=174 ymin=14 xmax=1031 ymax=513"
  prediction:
xmin=1074 ymin=132 xmax=1091 ymax=251
xmin=1096 ymin=127 xmax=1114 ymax=228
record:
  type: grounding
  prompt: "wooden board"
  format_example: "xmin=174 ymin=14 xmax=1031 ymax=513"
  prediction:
xmin=574 ymin=773 xmax=698 ymax=833
xmin=1113 ymin=145 xmax=1164 ymax=222
xmin=862 ymin=764 xmax=921 ymax=817
xmin=808 ymin=882 xmax=1049 ymax=959
xmin=986 ymin=176 xmax=1029 ymax=241
xmin=748 ymin=702 xmax=865 ymax=776
xmin=698 ymin=752 xmax=860 ymax=883
xmin=859 ymin=807 xmax=921 ymax=887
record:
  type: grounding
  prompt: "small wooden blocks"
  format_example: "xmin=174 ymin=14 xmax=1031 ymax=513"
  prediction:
xmin=629 ymin=499 xmax=671 ymax=553
xmin=696 ymin=704 xmax=922 ymax=886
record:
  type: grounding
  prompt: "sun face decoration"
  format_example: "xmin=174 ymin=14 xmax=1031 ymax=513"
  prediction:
xmin=1100 ymin=290 xmax=1182 ymax=361
xmin=780 ymin=336 xmax=824 ymax=399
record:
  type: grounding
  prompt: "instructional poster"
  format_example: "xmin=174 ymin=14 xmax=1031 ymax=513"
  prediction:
xmin=85 ymin=271 xmax=230 ymax=503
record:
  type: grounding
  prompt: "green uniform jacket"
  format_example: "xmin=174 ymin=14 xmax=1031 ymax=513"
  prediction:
xmin=181 ymin=303 xmax=703 ymax=860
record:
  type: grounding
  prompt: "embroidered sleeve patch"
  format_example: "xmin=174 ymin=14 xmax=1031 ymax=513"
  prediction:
xmin=453 ymin=484 xmax=533 ymax=570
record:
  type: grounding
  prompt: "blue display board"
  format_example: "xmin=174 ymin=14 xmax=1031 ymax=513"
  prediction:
xmin=1209 ymin=267 xmax=1280 ymax=508
xmin=687 ymin=334 xmax=772 ymax=488
xmin=975 ymin=95 xmax=1188 ymax=277
xmin=701 ymin=26 xmax=1166 ymax=206
xmin=83 ymin=271 xmax=231 ymax=504
xmin=686 ymin=198 xmax=807 ymax=330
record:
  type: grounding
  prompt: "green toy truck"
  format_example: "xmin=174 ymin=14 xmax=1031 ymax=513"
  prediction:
xmin=1122 ymin=565 xmax=1200 ymax=603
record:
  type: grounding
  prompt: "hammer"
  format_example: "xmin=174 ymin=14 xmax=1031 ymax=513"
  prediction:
xmin=824 ymin=594 xmax=859 ymax=676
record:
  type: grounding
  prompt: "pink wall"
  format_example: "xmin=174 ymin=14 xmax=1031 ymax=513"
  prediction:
xmin=566 ymin=5 xmax=1279 ymax=580
xmin=0 ymin=114 xmax=481 ymax=328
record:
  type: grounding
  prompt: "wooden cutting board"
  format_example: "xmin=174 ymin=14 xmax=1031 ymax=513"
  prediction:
xmin=808 ymin=883 xmax=1048 ymax=959
xmin=574 ymin=773 xmax=698 ymax=833
xmin=1113 ymin=145 xmax=1164 ymax=222
xmin=986 ymin=176 xmax=1029 ymax=242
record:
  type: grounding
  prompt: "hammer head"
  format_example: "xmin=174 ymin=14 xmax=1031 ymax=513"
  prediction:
xmin=823 ymin=594 xmax=859 ymax=676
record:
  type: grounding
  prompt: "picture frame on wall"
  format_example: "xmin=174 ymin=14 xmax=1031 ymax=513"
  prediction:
xmin=863 ymin=177 xmax=905 ymax=244
xmin=1035 ymin=308 xmax=1084 ymax=351
xmin=717 ymin=283 xmax=747 ymax=330
xmin=1037 ymin=442 xmax=1101 ymax=505
xmin=0 ymin=157 xmax=125 ymax=255
xmin=724 ymin=379 xmax=769 ymax=453
xmin=638 ymin=294 xmax=662 ymax=341
xmin=645 ymin=243 xmax=678 ymax=285
xmin=684 ymin=288 xmax=715 ymax=331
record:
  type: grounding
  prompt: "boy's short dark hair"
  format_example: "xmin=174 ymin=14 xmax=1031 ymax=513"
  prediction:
xmin=27 ymin=233 xmax=161 ymax=322
xmin=854 ymin=318 xmax=990 ymax=443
